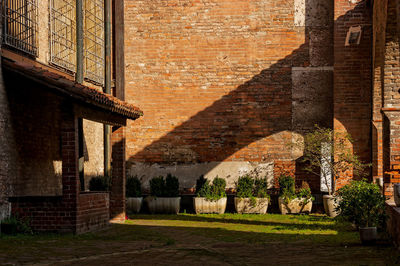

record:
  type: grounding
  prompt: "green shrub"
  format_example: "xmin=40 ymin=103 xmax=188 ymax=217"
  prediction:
xmin=336 ymin=180 xmax=386 ymax=228
xmin=196 ymin=176 xmax=226 ymax=201
xmin=195 ymin=175 xmax=208 ymax=194
xmin=150 ymin=176 xmax=165 ymax=197
xmin=278 ymin=175 xmax=313 ymax=204
xmin=165 ymin=174 xmax=179 ymax=197
xmin=236 ymin=174 xmax=270 ymax=207
xmin=278 ymin=175 xmax=295 ymax=196
xmin=149 ymin=174 xmax=180 ymax=197
xmin=126 ymin=176 xmax=142 ymax=197
xmin=1 ymin=215 xmax=32 ymax=235
xmin=236 ymin=175 xmax=254 ymax=198
xmin=254 ymin=178 xmax=269 ymax=198
xmin=89 ymin=176 xmax=111 ymax=191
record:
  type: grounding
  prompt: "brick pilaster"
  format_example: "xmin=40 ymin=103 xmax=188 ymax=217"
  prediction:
xmin=110 ymin=126 xmax=126 ymax=222
xmin=60 ymin=107 xmax=79 ymax=231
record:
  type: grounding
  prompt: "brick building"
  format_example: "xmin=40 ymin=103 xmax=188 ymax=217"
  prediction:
xmin=124 ymin=0 xmax=376 ymax=193
xmin=0 ymin=0 xmax=142 ymax=233
xmin=2 ymin=0 xmax=400 ymax=233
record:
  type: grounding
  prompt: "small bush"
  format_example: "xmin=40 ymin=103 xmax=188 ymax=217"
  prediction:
xmin=278 ymin=175 xmax=295 ymax=196
xmin=150 ymin=176 xmax=165 ymax=197
xmin=1 ymin=215 xmax=32 ymax=235
xmin=278 ymin=175 xmax=312 ymax=203
xmin=89 ymin=176 xmax=111 ymax=191
xmin=254 ymin=178 xmax=269 ymax=198
xmin=165 ymin=174 xmax=179 ymax=197
xmin=336 ymin=179 xmax=386 ymax=228
xmin=236 ymin=175 xmax=254 ymax=198
xmin=126 ymin=176 xmax=142 ymax=197
xmin=196 ymin=176 xmax=226 ymax=201
xmin=195 ymin=175 xmax=208 ymax=194
xmin=236 ymin=174 xmax=270 ymax=206
xmin=149 ymin=174 xmax=180 ymax=197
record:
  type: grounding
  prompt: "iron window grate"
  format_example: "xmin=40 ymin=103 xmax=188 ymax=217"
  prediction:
xmin=49 ymin=0 xmax=76 ymax=73
xmin=84 ymin=0 xmax=104 ymax=85
xmin=2 ymin=0 xmax=38 ymax=57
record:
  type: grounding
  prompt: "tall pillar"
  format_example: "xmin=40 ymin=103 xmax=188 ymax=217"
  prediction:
xmin=333 ymin=0 xmax=372 ymax=188
xmin=110 ymin=126 xmax=126 ymax=222
xmin=61 ymin=107 xmax=79 ymax=231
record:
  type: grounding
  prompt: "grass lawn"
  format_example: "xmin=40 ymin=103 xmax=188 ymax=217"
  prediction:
xmin=0 ymin=214 xmax=399 ymax=265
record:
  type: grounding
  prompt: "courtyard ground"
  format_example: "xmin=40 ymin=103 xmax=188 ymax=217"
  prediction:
xmin=0 ymin=214 xmax=399 ymax=265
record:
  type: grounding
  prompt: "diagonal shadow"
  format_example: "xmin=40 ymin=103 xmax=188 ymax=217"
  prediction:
xmin=127 ymin=1 xmax=371 ymax=190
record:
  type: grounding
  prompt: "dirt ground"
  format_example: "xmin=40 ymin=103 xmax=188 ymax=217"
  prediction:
xmin=0 ymin=214 xmax=399 ymax=265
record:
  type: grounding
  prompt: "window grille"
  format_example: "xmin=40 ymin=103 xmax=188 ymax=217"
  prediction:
xmin=84 ymin=0 xmax=104 ymax=85
xmin=49 ymin=0 xmax=76 ymax=72
xmin=2 ymin=0 xmax=38 ymax=57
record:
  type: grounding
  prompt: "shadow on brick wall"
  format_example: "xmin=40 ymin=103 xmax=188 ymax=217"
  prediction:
xmin=126 ymin=1 xmax=371 ymax=191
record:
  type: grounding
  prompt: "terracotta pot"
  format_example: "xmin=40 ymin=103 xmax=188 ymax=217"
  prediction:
xmin=278 ymin=197 xmax=312 ymax=215
xmin=126 ymin=197 xmax=143 ymax=213
xmin=323 ymin=195 xmax=340 ymax=217
xmin=234 ymin=197 xmax=269 ymax=214
xmin=193 ymin=197 xmax=227 ymax=214
xmin=359 ymin=227 xmax=377 ymax=245
xmin=394 ymin=184 xmax=400 ymax=207
xmin=146 ymin=197 xmax=180 ymax=214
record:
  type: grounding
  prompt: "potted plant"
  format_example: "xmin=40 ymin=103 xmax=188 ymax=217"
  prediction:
xmin=336 ymin=179 xmax=386 ymax=245
xmin=146 ymin=174 xmax=180 ymax=214
xmin=234 ymin=174 xmax=270 ymax=214
xmin=291 ymin=126 xmax=368 ymax=217
xmin=126 ymin=176 xmax=143 ymax=213
xmin=0 ymin=215 xmax=32 ymax=235
xmin=278 ymin=175 xmax=313 ymax=215
xmin=194 ymin=175 xmax=227 ymax=214
xmin=89 ymin=175 xmax=111 ymax=191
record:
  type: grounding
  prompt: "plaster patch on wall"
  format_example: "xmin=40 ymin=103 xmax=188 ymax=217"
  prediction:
xmin=129 ymin=161 xmax=274 ymax=190
xmin=294 ymin=0 xmax=306 ymax=27
xmin=294 ymin=0 xmax=334 ymax=28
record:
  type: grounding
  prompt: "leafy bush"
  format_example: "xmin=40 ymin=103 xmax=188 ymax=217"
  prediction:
xmin=236 ymin=174 xmax=270 ymax=207
xmin=150 ymin=176 xmax=166 ymax=197
xmin=236 ymin=175 xmax=270 ymax=198
xmin=278 ymin=175 xmax=295 ymax=199
xmin=196 ymin=176 xmax=226 ymax=201
xmin=254 ymin=178 xmax=269 ymax=198
xmin=89 ymin=176 xmax=111 ymax=191
xmin=236 ymin=175 xmax=254 ymax=198
xmin=150 ymin=174 xmax=180 ymax=197
xmin=165 ymin=174 xmax=179 ymax=197
xmin=278 ymin=175 xmax=313 ymax=204
xmin=1 ymin=215 xmax=32 ymax=234
xmin=126 ymin=176 xmax=142 ymax=197
xmin=336 ymin=180 xmax=386 ymax=228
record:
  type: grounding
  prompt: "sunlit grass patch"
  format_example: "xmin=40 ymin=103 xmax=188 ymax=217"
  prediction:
xmin=127 ymin=213 xmax=358 ymax=245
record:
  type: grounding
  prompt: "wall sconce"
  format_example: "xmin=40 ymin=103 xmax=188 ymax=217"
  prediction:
xmin=345 ymin=25 xmax=362 ymax=46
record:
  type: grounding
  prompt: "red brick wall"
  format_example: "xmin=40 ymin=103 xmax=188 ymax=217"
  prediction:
xmin=77 ymin=193 xmax=110 ymax=234
xmin=333 ymin=0 xmax=372 ymax=188
xmin=124 ymin=0 xmax=335 ymax=191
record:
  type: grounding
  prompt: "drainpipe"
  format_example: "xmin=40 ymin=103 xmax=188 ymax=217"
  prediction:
xmin=104 ymin=0 xmax=112 ymax=178
xmin=76 ymin=0 xmax=83 ymax=83
xmin=76 ymin=0 xmax=85 ymax=190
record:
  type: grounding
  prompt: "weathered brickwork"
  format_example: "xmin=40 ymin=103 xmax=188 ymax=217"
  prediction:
xmin=125 ymin=0 xmax=335 ymax=191
xmin=333 ymin=0 xmax=372 ymax=189
xmin=372 ymin=0 xmax=400 ymax=197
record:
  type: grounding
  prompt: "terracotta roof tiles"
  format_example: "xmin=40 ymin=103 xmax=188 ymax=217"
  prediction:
xmin=2 ymin=58 xmax=143 ymax=120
